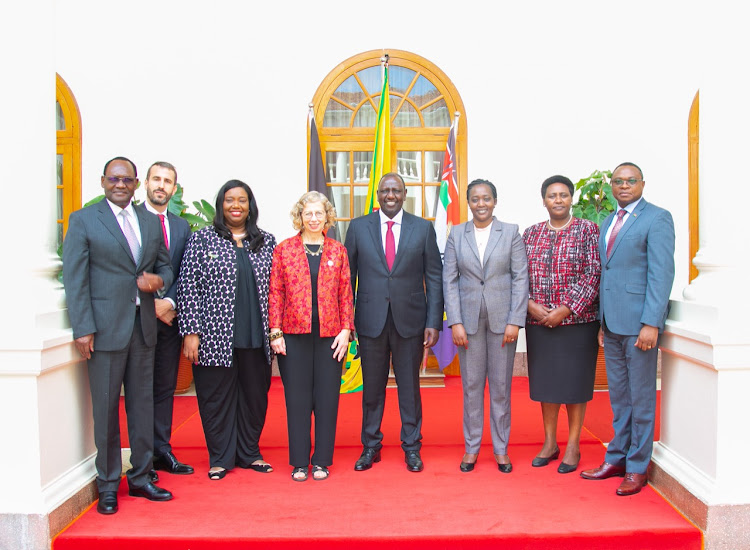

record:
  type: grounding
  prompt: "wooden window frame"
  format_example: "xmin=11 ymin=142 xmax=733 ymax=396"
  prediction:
xmin=688 ymin=91 xmax=699 ymax=282
xmin=310 ymin=49 xmax=468 ymax=227
xmin=56 ymin=73 xmax=82 ymax=241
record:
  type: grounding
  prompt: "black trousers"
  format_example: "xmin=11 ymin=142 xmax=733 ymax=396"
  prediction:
xmin=278 ymin=325 xmax=341 ymax=468
xmin=153 ymin=318 xmax=182 ymax=457
xmin=359 ymin=308 xmax=424 ymax=452
xmin=192 ymin=347 xmax=271 ymax=469
xmin=88 ymin=311 xmax=154 ymax=491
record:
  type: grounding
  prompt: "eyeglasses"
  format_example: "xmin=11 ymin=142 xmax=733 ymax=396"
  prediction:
xmin=104 ymin=176 xmax=137 ymax=184
xmin=302 ymin=211 xmax=326 ymax=220
xmin=611 ymin=178 xmax=642 ymax=187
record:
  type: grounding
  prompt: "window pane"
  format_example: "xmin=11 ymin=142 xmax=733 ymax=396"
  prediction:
xmin=403 ymin=185 xmax=422 ymax=216
xmin=389 ymin=67 xmax=417 ymax=96
xmin=397 ymin=151 xmax=421 ymax=182
xmin=57 ymin=187 xmax=64 ymax=219
xmin=329 ymin=186 xmax=350 ymax=218
xmin=422 ymin=99 xmax=450 ymax=127
xmin=393 ymin=101 xmax=420 ymax=127
xmin=326 ymin=152 xmax=349 ymax=183
xmin=353 ymin=152 xmax=372 ymax=183
xmin=424 ymin=151 xmax=444 ymax=183
xmin=353 ymin=186 xmax=369 ymax=217
xmin=409 ymin=75 xmax=440 ymax=108
xmin=424 ymin=185 xmax=440 ymax=218
xmin=333 ymin=75 xmax=365 ymax=108
xmin=353 ymin=102 xmax=376 ymax=127
xmin=323 ymin=99 xmax=353 ymax=127
xmin=57 ymin=223 xmax=64 ymax=249
xmin=356 ymin=66 xmax=382 ymax=95
xmin=334 ymin=220 xmax=350 ymax=244
xmin=57 ymin=154 xmax=64 ymax=219
xmin=56 ymin=101 xmax=66 ymax=131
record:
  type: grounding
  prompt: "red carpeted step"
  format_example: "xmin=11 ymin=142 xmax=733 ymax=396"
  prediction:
xmin=57 ymin=377 xmax=690 ymax=549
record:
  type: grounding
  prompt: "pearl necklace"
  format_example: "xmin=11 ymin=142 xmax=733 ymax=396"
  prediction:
xmin=303 ymin=241 xmax=324 ymax=256
xmin=547 ymin=215 xmax=572 ymax=231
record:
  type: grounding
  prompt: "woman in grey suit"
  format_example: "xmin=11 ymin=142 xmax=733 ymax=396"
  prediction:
xmin=443 ymin=179 xmax=529 ymax=473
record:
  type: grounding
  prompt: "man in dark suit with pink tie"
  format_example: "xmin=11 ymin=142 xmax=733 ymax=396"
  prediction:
xmin=345 ymin=173 xmax=444 ymax=473
xmin=580 ymin=162 xmax=675 ymax=496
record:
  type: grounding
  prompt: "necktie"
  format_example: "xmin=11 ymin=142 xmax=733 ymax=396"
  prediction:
xmin=158 ymin=213 xmax=169 ymax=250
xmin=385 ymin=221 xmax=395 ymax=270
xmin=120 ymin=210 xmax=141 ymax=265
xmin=606 ymin=209 xmax=627 ymax=259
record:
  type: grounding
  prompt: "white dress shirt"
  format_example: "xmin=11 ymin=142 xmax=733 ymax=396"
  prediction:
xmin=106 ymin=199 xmax=142 ymax=245
xmin=379 ymin=208 xmax=404 ymax=254
xmin=144 ymin=201 xmax=170 ymax=249
xmin=604 ymin=197 xmax=643 ymax=244
xmin=473 ymin=222 xmax=492 ymax=265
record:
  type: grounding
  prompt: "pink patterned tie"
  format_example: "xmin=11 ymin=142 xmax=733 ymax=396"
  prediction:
xmin=606 ymin=209 xmax=627 ymax=259
xmin=120 ymin=210 xmax=141 ymax=264
xmin=158 ymin=214 xmax=169 ymax=251
xmin=385 ymin=221 xmax=395 ymax=270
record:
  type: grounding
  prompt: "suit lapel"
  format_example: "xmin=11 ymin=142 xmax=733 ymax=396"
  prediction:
xmin=607 ymin=199 xmax=648 ymax=262
xmin=167 ymin=211 xmax=180 ymax=260
xmin=366 ymin=212 xmax=389 ymax=271
xmin=463 ymin=222 xmax=481 ymax=266
xmin=97 ymin=200 xmax=136 ymax=264
xmin=482 ymin=218 xmax=502 ymax=273
xmin=391 ymin=212 xmax=414 ymax=272
xmin=134 ymin=205 xmax=151 ymax=270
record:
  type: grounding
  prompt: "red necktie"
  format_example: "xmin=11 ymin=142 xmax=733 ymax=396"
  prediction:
xmin=158 ymin=214 xmax=169 ymax=251
xmin=606 ymin=209 xmax=626 ymax=258
xmin=385 ymin=221 xmax=395 ymax=270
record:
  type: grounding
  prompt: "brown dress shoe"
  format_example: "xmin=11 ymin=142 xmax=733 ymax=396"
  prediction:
xmin=580 ymin=462 xmax=626 ymax=480
xmin=616 ymin=473 xmax=648 ymax=496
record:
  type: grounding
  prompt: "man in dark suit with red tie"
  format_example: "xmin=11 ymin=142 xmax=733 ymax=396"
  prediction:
xmin=345 ymin=173 xmax=444 ymax=472
xmin=64 ymin=157 xmax=174 ymax=514
xmin=140 ymin=162 xmax=194 ymax=478
xmin=580 ymin=162 xmax=675 ymax=496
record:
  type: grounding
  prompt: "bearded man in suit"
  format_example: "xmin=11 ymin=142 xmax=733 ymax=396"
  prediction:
xmin=64 ymin=157 xmax=174 ymax=514
xmin=139 ymin=162 xmax=193 ymax=478
xmin=345 ymin=173 xmax=444 ymax=473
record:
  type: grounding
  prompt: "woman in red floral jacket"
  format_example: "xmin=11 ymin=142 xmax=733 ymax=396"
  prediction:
xmin=268 ymin=191 xmax=354 ymax=482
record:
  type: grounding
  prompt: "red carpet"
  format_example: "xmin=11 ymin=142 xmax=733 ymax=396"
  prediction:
xmin=55 ymin=377 xmax=697 ymax=549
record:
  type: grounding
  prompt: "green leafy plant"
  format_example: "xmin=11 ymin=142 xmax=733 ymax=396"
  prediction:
xmin=572 ymin=169 xmax=615 ymax=226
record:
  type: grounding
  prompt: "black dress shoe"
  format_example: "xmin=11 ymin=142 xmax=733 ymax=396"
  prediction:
xmin=460 ymin=461 xmax=475 ymax=472
xmin=405 ymin=450 xmax=424 ymax=472
xmin=97 ymin=491 xmax=118 ymax=515
xmin=153 ymin=451 xmax=195 ymax=475
xmin=531 ymin=448 xmax=560 ymax=467
xmin=128 ymin=481 xmax=173 ymax=501
xmin=148 ymin=469 xmax=159 ymax=483
xmin=354 ymin=448 xmax=381 ymax=471
xmin=497 ymin=462 xmax=513 ymax=473
xmin=557 ymin=461 xmax=579 ymax=474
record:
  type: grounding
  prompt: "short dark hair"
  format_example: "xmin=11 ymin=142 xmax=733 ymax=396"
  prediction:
xmin=541 ymin=175 xmax=574 ymax=198
xmin=467 ymin=179 xmax=497 ymax=200
xmin=146 ymin=161 xmax=177 ymax=183
xmin=612 ymin=162 xmax=644 ymax=180
xmin=103 ymin=156 xmax=137 ymax=177
xmin=213 ymin=180 xmax=264 ymax=252
xmin=378 ymin=172 xmax=405 ymax=190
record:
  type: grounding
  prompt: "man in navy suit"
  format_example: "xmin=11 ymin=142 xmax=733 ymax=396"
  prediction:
xmin=580 ymin=162 xmax=675 ymax=496
xmin=140 ymin=162 xmax=194 ymax=477
xmin=345 ymin=173 xmax=444 ymax=472
xmin=64 ymin=157 xmax=174 ymax=514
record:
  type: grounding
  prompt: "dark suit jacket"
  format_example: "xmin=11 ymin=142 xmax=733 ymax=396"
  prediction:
xmin=64 ymin=200 xmax=173 ymax=350
xmin=138 ymin=205 xmax=190 ymax=305
xmin=599 ymin=199 xmax=675 ymax=335
xmin=345 ymin=211 xmax=443 ymax=339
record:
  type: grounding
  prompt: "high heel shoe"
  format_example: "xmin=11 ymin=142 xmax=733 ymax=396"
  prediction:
xmin=531 ymin=447 xmax=560 ymax=467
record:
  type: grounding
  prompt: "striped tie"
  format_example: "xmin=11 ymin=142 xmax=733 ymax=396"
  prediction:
xmin=606 ymin=209 xmax=627 ymax=259
xmin=120 ymin=210 xmax=141 ymax=265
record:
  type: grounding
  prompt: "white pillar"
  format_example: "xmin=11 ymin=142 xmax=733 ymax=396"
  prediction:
xmin=0 ymin=3 xmax=96 ymax=549
xmin=654 ymin=77 xmax=750 ymax=548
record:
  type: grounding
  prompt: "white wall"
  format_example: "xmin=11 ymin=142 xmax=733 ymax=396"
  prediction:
xmin=55 ymin=0 xmax=748 ymax=293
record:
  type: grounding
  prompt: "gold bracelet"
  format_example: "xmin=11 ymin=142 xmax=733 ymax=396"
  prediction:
xmin=268 ymin=330 xmax=284 ymax=341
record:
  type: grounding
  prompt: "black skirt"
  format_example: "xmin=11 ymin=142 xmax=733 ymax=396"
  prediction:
xmin=526 ymin=321 xmax=599 ymax=404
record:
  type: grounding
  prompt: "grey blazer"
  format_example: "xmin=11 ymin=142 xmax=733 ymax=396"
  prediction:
xmin=64 ymin=200 xmax=173 ymax=351
xmin=599 ymin=199 xmax=675 ymax=335
xmin=443 ymin=218 xmax=529 ymax=334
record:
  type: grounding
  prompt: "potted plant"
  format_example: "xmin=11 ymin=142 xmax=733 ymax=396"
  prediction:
xmin=572 ymin=169 xmax=614 ymax=389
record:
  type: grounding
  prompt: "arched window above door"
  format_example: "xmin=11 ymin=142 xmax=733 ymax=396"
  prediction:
xmin=312 ymin=50 xmax=467 ymax=242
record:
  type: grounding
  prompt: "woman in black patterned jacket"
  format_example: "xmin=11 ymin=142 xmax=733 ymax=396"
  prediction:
xmin=178 ymin=180 xmax=277 ymax=480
